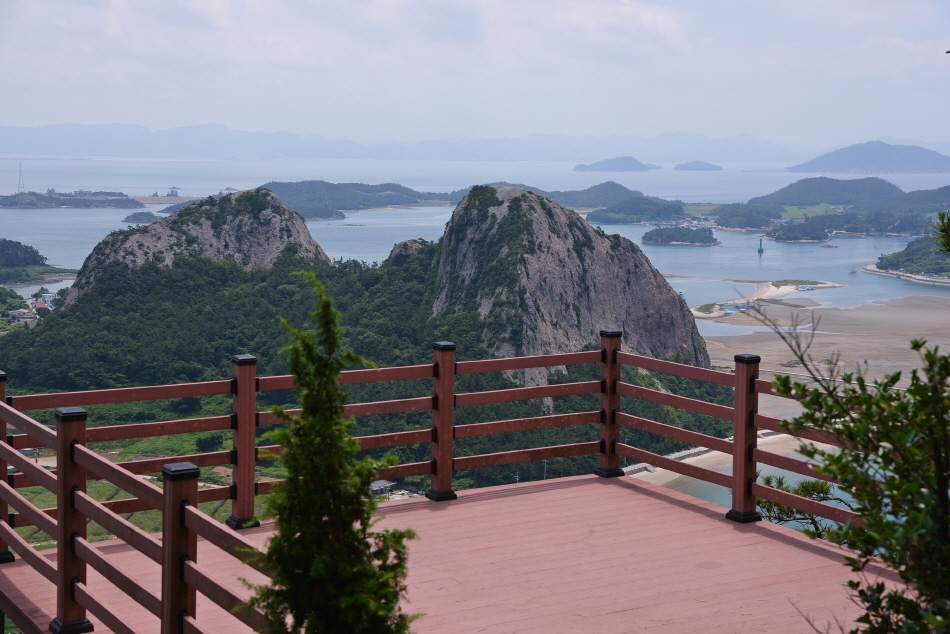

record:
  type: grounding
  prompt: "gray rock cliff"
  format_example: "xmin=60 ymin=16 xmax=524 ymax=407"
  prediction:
xmin=64 ymin=188 xmax=328 ymax=306
xmin=432 ymin=185 xmax=709 ymax=378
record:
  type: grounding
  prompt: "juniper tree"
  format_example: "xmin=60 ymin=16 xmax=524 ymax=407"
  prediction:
xmin=247 ymin=271 xmax=416 ymax=634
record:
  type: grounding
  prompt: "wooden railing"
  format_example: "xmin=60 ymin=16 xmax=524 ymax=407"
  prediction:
xmin=0 ymin=331 xmax=858 ymax=634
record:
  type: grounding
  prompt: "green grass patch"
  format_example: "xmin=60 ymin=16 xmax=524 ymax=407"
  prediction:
xmin=772 ymin=279 xmax=822 ymax=287
xmin=695 ymin=303 xmax=717 ymax=314
xmin=683 ymin=204 xmax=720 ymax=217
xmin=781 ymin=203 xmax=839 ymax=219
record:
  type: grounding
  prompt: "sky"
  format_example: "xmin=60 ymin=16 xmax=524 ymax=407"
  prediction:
xmin=0 ymin=1 xmax=948 ymax=148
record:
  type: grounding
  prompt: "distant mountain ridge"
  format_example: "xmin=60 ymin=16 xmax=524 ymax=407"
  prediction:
xmin=0 ymin=124 xmax=802 ymax=162
xmin=573 ymin=157 xmax=660 ymax=172
xmin=789 ymin=141 xmax=950 ymax=173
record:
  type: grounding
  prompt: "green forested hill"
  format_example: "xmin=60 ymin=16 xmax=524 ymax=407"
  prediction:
xmin=712 ymin=203 xmax=784 ymax=229
xmin=0 ymin=238 xmax=77 ymax=283
xmin=748 ymin=177 xmax=903 ymax=206
xmin=642 ymin=227 xmax=718 ymax=245
xmin=877 ymin=236 xmax=950 ymax=276
xmin=261 ymin=180 xmax=449 ymax=219
xmin=586 ymin=196 xmax=685 ymax=224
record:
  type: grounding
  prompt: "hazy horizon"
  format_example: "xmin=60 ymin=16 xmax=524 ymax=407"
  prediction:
xmin=1 ymin=2 xmax=948 ymax=150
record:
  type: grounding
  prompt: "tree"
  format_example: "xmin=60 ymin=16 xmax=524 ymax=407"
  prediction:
xmin=755 ymin=473 xmax=853 ymax=540
xmin=247 ymin=271 xmax=416 ymax=634
xmin=752 ymin=209 xmax=950 ymax=631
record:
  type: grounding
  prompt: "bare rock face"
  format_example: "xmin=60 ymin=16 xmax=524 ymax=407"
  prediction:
xmin=433 ymin=186 xmax=709 ymax=378
xmin=64 ymin=189 xmax=328 ymax=306
xmin=385 ymin=239 xmax=425 ymax=266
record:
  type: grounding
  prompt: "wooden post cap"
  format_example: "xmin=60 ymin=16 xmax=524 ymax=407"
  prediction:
xmin=162 ymin=462 xmax=200 ymax=481
xmin=231 ymin=354 xmax=257 ymax=365
xmin=433 ymin=341 xmax=456 ymax=351
xmin=600 ymin=329 xmax=623 ymax=338
xmin=54 ymin=407 xmax=87 ymax=422
xmin=734 ymin=354 xmax=762 ymax=364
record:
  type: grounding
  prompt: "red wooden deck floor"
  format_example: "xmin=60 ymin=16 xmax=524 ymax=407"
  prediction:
xmin=0 ymin=475 xmax=895 ymax=634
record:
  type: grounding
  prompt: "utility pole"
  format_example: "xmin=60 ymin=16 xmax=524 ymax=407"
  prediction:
xmin=17 ymin=163 xmax=25 ymax=194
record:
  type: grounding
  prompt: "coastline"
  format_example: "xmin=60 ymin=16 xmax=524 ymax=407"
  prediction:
xmin=862 ymin=263 xmax=950 ymax=287
xmin=0 ymin=273 xmax=77 ymax=290
xmin=691 ymin=280 xmax=843 ymax=319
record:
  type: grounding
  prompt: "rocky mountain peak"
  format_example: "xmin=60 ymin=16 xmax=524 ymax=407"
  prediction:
xmin=433 ymin=185 xmax=709 ymax=375
xmin=63 ymin=188 xmax=328 ymax=306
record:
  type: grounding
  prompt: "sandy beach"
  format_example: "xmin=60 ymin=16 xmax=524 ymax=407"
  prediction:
xmin=691 ymin=280 xmax=844 ymax=319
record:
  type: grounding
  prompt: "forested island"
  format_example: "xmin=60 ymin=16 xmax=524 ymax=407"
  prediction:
xmin=0 ymin=191 xmax=144 ymax=209
xmin=876 ymin=236 xmax=950 ymax=276
xmin=122 ymin=211 xmax=163 ymax=224
xmin=642 ymin=226 xmax=719 ymax=245
xmin=0 ymin=238 xmax=77 ymax=284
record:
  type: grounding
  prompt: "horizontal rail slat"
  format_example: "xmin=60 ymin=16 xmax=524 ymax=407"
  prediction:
xmin=115 ymin=450 xmax=232 ymax=475
xmin=74 ymin=445 xmax=163 ymax=510
xmin=617 ymin=382 xmax=734 ymax=420
xmin=8 ymin=433 xmax=42 ymax=450
xmin=453 ymin=442 xmax=601 ymax=471
xmin=0 ymin=520 xmax=56 ymax=583
xmin=358 ymin=428 xmax=432 ymax=450
xmin=753 ymin=448 xmax=836 ymax=484
xmin=183 ymin=560 xmax=266 ymax=631
xmin=455 ymin=351 xmax=602 ymax=375
xmin=617 ymin=412 xmax=733 ymax=454
xmin=183 ymin=506 xmax=268 ymax=574
xmin=0 ymin=480 xmax=57 ymax=535
xmin=73 ymin=490 xmax=162 ymax=563
xmin=455 ymin=381 xmax=601 ymax=408
xmin=258 ymin=397 xmax=433 ymax=426
xmin=616 ymin=443 xmax=732 ymax=488
xmin=197 ymin=486 xmax=233 ymax=503
xmin=754 ymin=414 xmax=847 ymax=448
xmin=454 ymin=411 xmax=600 ymax=439
xmin=0 ymin=402 xmax=56 ymax=448
xmin=259 ymin=364 xmax=434 ymax=392
xmin=74 ymin=537 xmax=162 ymax=617
xmin=100 ymin=497 xmax=152 ymax=515
xmin=10 ymin=507 xmax=56 ymax=529
xmin=255 ymin=481 xmax=276 ymax=496
xmin=87 ymin=416 xmax=233 ymax=443
xmin=751 ymin=482 xmax=862 ymax=526
xmin=10 ymin=380 xmax=233 ymax=410
xmin=74 ymin=582 xmax=146 ymax=634
xmin=0 ymin=440 xmax=56 ymax=490
xmin=378 ymin=461 xmax=432 ymax=480
xmin=617 ymin=352 xmax=736 ymax=387
xmin=755 ymin=378 xmax=781 ymax=396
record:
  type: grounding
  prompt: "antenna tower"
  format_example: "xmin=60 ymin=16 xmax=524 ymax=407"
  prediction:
xmin=17 ymin=163 xmax=25 ymax=194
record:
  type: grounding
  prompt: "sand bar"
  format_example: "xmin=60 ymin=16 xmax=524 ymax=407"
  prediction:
xmin=692 ymin=280 xmax=843 ymax=319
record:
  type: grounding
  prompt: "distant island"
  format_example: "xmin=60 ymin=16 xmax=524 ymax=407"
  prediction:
xmin=573 ymin=156 xmax=661 ymax=172
xmin=0 ymin=190 xmax=144 ymax=209
xmin=0 ymin=238 xmax=77 ymax=284
xmin=261 ymin=180 xmax=450 ymax=219
xmin=766 ymin=222 xmax=831 ymax=243
xmin=587 ymin=196 xmax=685 ymax=224
xmin=789 ymin=141 xmax=950 ymax=173
xmin=673 ymin=161 xmax=722 ymax=171
xmin=642 ymin=226 xmax=720 ymax=246
xmin=444 ymin=181 xmax=643 ymax=208
xmin=122 ymin=211 xmax=163 ymax=224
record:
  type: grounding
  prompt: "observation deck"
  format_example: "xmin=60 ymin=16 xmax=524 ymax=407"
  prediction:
xmin=0 ymin=333 xmax=898 ymax=633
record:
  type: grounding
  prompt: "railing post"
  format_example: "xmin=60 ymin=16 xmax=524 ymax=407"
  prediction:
xmin=228 ymin=354 xmax=259 ymax=529
xmin=426 ymin=342 xmax=457 ymax=501
xmin=51 ymin=407 xmax=93 ymax=634
xmin=595 ymin=330 xmax=624 ymax=478
xmin=727 ymin=354 xmax=762 ymax=523
xmin=0 ymin=372 xmax=12 ymax=564
xmin=161 ymin=462 xmax=199 ymax=634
